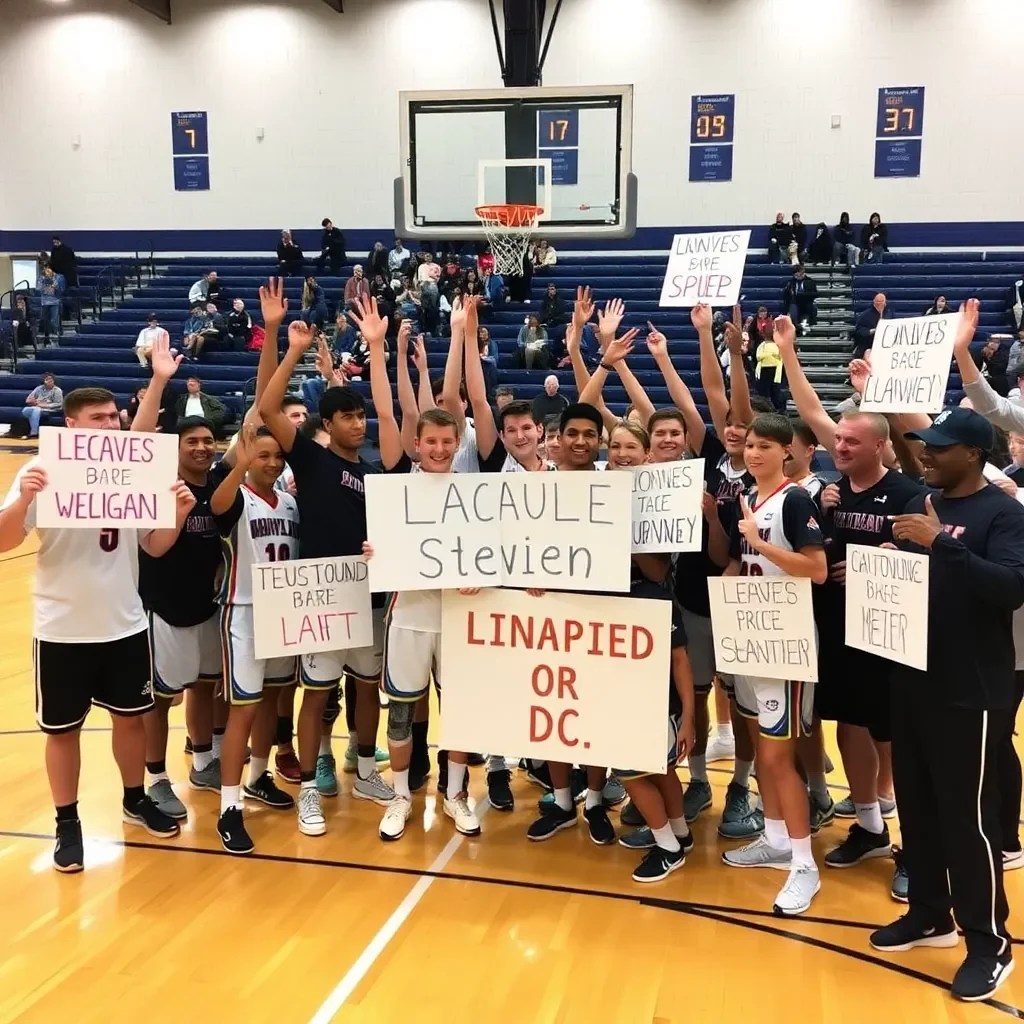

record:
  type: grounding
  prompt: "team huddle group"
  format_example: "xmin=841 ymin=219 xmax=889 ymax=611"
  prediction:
xmin=3 ymin=276 xmax=1023 ymax=1003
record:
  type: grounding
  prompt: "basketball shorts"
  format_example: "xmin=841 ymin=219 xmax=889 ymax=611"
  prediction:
xmin=734 ymin=675 xmax=815 ymax=740
xmin=614 ymin=712 xmax=682 ymax=782
xmin=148 ymin=610 xmax=222 ymax=696
xmin=680 ymin=609 xmax=716 ymax=695
xmin=300 ymin=606 xmax=385 ymax=690
xmin=220 ymin=605 xmax=297 ymax=705
xmin=34 ymin=629 xmax=153 ymax=735
xmin=383 ymin=624 xmax=441 ymax=703
xmin=815 ymin=626 xmax=892 ymax=742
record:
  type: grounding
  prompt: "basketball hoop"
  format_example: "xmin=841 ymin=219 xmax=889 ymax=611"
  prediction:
xmin=475 ymin=203 xmax=543 ymax=276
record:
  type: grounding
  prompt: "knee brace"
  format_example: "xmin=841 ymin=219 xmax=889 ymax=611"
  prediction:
xmin=387 ymin=700 xmax=415 ymax=744
xmin=320 ymin=682 xmax=341 ymax=725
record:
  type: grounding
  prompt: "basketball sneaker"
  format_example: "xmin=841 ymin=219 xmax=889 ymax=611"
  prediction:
xmin=869 ymin=912 xmax=959 ymax=953
xmin=632 ymin=845 xmax=685 ymax=883
xmin=147 ymin=779 xmax=187 ymax=820
xmin=244 ymin=771 xmax=295 ymax=809
xmin=444 ymin=795 xmax=481 ymax=835
xmin=952 ymin=954 xmax=1015 ymax=1002
xmin=53 ymin=818 xmax=84 ymax=874
xmin=890 ymin=846 xmax=909 ymax=902
xmin=188 ymin=760 xmax=222 ymax=792
xmin=683 ymin=779 xmax=713 ymax=822
xmin=810 ymin=792 xmax=835 ymax=834
xmin=834 ymin=795 xmax=897 ymax=819
xmin=705 ymin=731 xmax=736 ymax=763
xmin=297 ymin=785 xmax=327 ymax=836
xmin=343 ymin=744 xmax=391 ymax=774
xmin=584 ymin=805 xmax=616 ymax=845
xmin=353 ymin=769 xmax=395 ymax=806
xmin=773 ymin=865 xmax=821 ymax=916
xmin=379 ymin=795 xmax=413 ymax=841
xmin=824 ymin=823 xmax=891 ymax=867
xmin=486 ymin=768 xmax=515 ymax=811
xmin=602 ymin=775 xmax=626 ymax=807
xmin=123 ymin=795 xmax=180 ymax=838
xmin=722 ymin=834 xmax=791 ymax=869
xmin=1003 ymin=848 xmax=1024 ymax=871
xmin=527 ymin=803 xmax=577 ymax=841
xmin=217 ymin=807 xmax=254 ymax=855
xmin=315 ymin=754 xmax=339 ymax=797
xmin=619 ymin=799 xmax=645 ymax=827
xmin=274 ymin=749 xmax=301 ymax=784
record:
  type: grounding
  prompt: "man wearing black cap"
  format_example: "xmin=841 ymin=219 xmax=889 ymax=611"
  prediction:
xmin=869 ymin=405 xmax=1024 ymax=1002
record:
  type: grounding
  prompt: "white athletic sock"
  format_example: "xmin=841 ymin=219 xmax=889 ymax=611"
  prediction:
xmin=357 ymin=755 xmax=375 ymax=779
xmin=791 ymin=835 xmax=815 ymax=869
xmin=248 ymin=756 xmax=269 ymax=783
xmin=855 ymin=802 xmax=884 ymax=834
xmin=716 ymin=722 xmax=734 ymax=740
xmin=221 ymin=784 xmax=242 ymax=815
xmin=668 ymin=815 xmax=690 ymax=839
xmin=148 ymin=769 xmax=169 ymax=783
xmin=732 ymin=758 xmax=753 ymax=788
xmin=211 ymin=733 xmax=223 ymax=758
xmin=651 ymin=822 xmax=681 ymax=852
xmin=808 ymin=773 xmax=829 ymax=803
xmin=487 ymin=754 xmax=507 ymax=773
xmin=584 ymin=788 xmax=603 ymax=811
xmin=688 ymin=754 xmax=708 ymax=783
xmin=553 ymin=787 xmax=573 ymax=811
xmin=764 ymin=817 xmax=791 ymax=852
xmin=193 ymin=748 xmax=214 ymax=772
xmin=393 ymin=768 xmax=411 ymax=799
xmin=319 ymin=735 xmax=333 ymax=757
xmin=446 ymin=761 xmax=467 ymax=801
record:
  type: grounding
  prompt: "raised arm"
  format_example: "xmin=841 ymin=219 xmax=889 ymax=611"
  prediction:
xmin=258 ymin=320 xmax=317 ymax=453
xmin=441 ymin=299 xmax=467 ymax=436
xmin=350 ymin=296 xmax=403 ymax=471
xmin=693 ymin=303 xmax=729 ymax=439
xmin=725 ymin=308 xmax=754 ymax=427
xmin=773 ymin=314 xmax=839 ymax=453
xmin=139 ymin=482 xmax=198 ymax=558
xmin=565 ymin=286 xmax=615 ymax=431
xmin=131 ymin=332 xmax=179 ymax=434
xmin=646 ymin=322 xmax=706 ymax=452
xmin=395 ymin=320 xmax=419 ymax=459
xmin=598 ymin=298 xmax=655 ymax=427
xmin=462 ymin=295 xmax=499 ymax=459
xmin=254 ymin=278 xmax=289 ymax=408
xmin=953 ymin=299 xmax=1024 ymax=432
xmin=411 ymin=333 xmax=436 ymax=413
xmin=579 ymin=330 xmax=637 ymax=407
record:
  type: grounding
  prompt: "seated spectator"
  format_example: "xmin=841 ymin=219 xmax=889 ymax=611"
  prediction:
xmin=183 ymin=302 xmax=211 ymax=357
xmin=478 ymin=333 xmax=498 ymax=402
xmin=767 ymin=212 xmax=794 ymax=264
xmin=367 ymin=241 xmax=389 ymax=281
xmin=1009 ymin=329 xmax=1024 ymax=373
xmin=340 ymin=331 xmax=388 ymax=380
xmin=370 ymin=273 xmax=395 ymax=320
xmin=860 ymin=212 xmax=888 ymax=263
xmin=331 ymin=312 xmax=356 ymax=357
xmin=277 ymin=230 xmax=304 ymax=276
xmin=317 ymin=218 xmax=346 ymax=273
xmin=975 ymin=334 xmax=1014 ymax=397
xmin=782 ymin=264 xmax=818 ymax=334
xmin=494 ymin=385 xmax=515 ymax=411
xmin=21 ymin=371 xmax=63 ymax=437
xmin=226 ymin=298 xmax=252 ymax=351
xmin=396 ymin=277 xmax=422 ymax=324
xmin=754 ymin=334 xmax=786 ymax=412
xmin=134 ymin=312 xmax=166 ymax=366
xmin=191 ymin=302 xmax=226 ymax=360
xmin=1007 ymin=278 xmax=1024 ymax=331
xmin=540 ymin=282 xmax=566 ymax=333
xmin=188 ymin=269 xmax=220 ymax=307
xmin=344 ymin=264 xmax=371 ymax=309
xmin=516 ymin=314 xmax=549 ymax=369
xmin=790 ymin=213 xmax=808 ymax=263
xmin=176 ymin=376 xmax=226 ymax=428
xmin=37 ymin=264 xmax=64 ymax=341
xmin=924 ymin=295 xmax=952 ymax=316
xmin=302 ymin=274 xmax=329 ymax=329
xmin=11 ymin=296 xmax=34 ymax=354
xmin=541 ymin=415 xmax=562 ymax=467
xmin=853 ymin=292 xmax=887 ymax=357
xmin=463 ymin=268 xmax=482 ymax=299
xmin=532 ymin=374 xmax=569 ymax=422
xmin=832 ymin=212 xmax=859 ymax=266
xmin=48 ymin=235 xmax=78 ymax=288
xmin=480 ymin=267 xmax=505 ymax=320
xmin=532 ymin=239 xmax=557 ymax=271
xmin=389 ymin=237 xmax=412 ymax=277
xmin=477 ymin=245 xmax=496 ymax=276
xmin=744 ymin=305 xmax=774 ymax=345
xmin=806 ymin=222 xmax=833 ymax=264
xmin=441 ymin=253 xmax=466 ymax=298
xmin=1007 ymin=429 xmax=1024 ymax=484
xmin=478 ymin=325 xmax=498 ymax=362
xmin=120 ymin=384 xmax=149 ymax=430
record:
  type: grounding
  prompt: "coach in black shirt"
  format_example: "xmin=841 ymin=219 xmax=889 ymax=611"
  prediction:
xmin=869 ymin=407 xmax=1024 ymax=1002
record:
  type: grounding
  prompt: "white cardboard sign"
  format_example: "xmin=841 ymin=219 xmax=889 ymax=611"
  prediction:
xmin=844 ymin=543 xmax=928 ymax=670
xmin=364 ymin=471 xmax=632 ymax=594
xmin=659 ymin=230 xmax=751 ymax=308
xmin=438 ymin=589 xmax=672 ymax=774
xmin=251 ymin=555 xmax=374 ymax=660
xmin=36 ymin=426 xmax=178 ymax=529
xmin=860 ymin=312 xmax=960 ymax=413
xmin=632 ymin=460 xmax=704 ymax=553
xmin=707 ymin=575 xmax=818 ymax=682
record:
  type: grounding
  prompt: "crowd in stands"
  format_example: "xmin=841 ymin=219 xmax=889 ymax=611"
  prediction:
xmin=767 ymin=211 xmax=888 ymax=267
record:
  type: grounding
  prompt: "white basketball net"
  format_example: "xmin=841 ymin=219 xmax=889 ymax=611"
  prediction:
xmin=476 ymin=204 xmax=542 ymax=276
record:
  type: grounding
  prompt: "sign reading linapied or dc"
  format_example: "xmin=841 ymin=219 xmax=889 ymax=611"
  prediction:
xmin=171 ymin=111 xmax=209 ymax=155
xmin=690 ymin=95 xmax=735 ymax=145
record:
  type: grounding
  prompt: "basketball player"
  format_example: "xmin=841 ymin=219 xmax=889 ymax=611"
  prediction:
xmin=0 ymin=348 xmax=194 ymax=871
xmin=209 ymin=424 xmax=298 ymax=854
xmin=139 ymin=416 xmax=225 ymax=820
xmin=776 ymin=315 xmax=923 ymax=878
xmin=258 ymin=289 xmax=394 ymax=837
xmin=720 ymin=412 xmax=827 ymax=917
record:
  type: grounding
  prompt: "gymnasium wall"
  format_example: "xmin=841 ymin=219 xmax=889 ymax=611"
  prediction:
xmin=0 ymin=0 xmax=1021 ymax=246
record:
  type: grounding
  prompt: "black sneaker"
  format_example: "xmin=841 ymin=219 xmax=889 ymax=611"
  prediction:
xmin=522 ymin=759 xmax=553 ymax=792
xmin=122 ymin=795 xmax=180 ymax=838
xmin=244 ymin=771 xmax=295 ymax=809
xmin=951 ymin=953 xmax=1015 ymax=1002
xmin=487 ymin=768 xmax=515 ymax=811
xmin=869 ymin=913 xmax=959 ymax=952
xmin=620 ymin=799 xmax=646 ymax=827
xmin=679 ymin=830 xmax=695 ymax=856
xmin=632 ymin=845 xmax=685 ymax=882
xmin=527 ymin=803 xmax=577 ymax=841
xmin=409 ymin=754 xmax=431 ymax=793
xmin=584 ymin=805 xmax=616 ymax=845
xmin=824 ymin=823 xmax=890 ymax=868
xmin=53 ymin=819 xmax=84 ymax=874
xmin=217 ymin=807 xmax=255 ymax=855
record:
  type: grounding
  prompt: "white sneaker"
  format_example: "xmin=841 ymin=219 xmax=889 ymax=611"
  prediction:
xmin=379 ymin=795 xmax=413 ymax=842
xmin=1004 ymin=849 xmax=1024 ymax=871
xmin=443 ymin=795 xmax=481 ymax=836
xmin=297 ymin=786 xmax=326 ymax=836
xmin=722 ymin=833 xmax=792 ymax=870
xmin=773 ymin=864 xmax=821 ymax=916
xmin=705 ymin=733 xmax=736 ymax=763
xmin=353 ymin=769 xmax=396 ymax=806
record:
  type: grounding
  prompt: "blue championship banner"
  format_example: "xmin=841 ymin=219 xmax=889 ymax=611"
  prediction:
xmin=172 ymin=111 xmax=210 ymax=192
xmin=689 ymin=95 xmax=734 ymax=182
xmin=538 ymin=109 xmax=580 ymax=186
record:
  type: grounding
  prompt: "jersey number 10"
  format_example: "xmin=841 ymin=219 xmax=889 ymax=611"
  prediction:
xmin=264 ymin=543 xmax=290 ymax=562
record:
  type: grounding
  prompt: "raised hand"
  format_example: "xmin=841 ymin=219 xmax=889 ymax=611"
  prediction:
xmin=890 ymin=495 xmax=942 ymax=549
xmin=450 ymin=297 xmax=467 ymax=331
xmin=772 ymin=314 xmax=797 ymax=352
xmin=287 ymin=319 xmax=318 ymax=353
xmin=259 ymin=277 xmax=288 ymax=327
xmin=348 ymin=295 xmax=387 ymax=347
xmin=646 ymin=321 xmax=668 ymax=359
xmin=690 ymin=303 xmax=712 ymax=332
xmin=602 ymin=327 xmax=638 ymax=366
xmin=954 ymin=297 xmax=980 ymax=355
xmin=172 ymin=480 xmax=197 ymax=523
xmin=724 ymin=321 xmax=745 ymax=354
xmin=736 ymin=495 xmax=761 ymax=549
xmin=150 ymin=331 xmax=182 ymax=381
xmin=597 ymin=298 xmax=626 ymax=348
xmin=848 ymin=357 xmax=871 ymax=395
xmin=18 ymin=466 xmax=47 ymax=502
xmin=573 ymin=285 xmax=595 ymax=330
xmin=412 ymin=334 xmax=428 ymax=374
xmin=397 ymin=318 xmax=412 ymax=355
xmin=234 ymin=421 xmax=258 ymax=469
xmin=314 ymin=335 xmax=338 ymax=383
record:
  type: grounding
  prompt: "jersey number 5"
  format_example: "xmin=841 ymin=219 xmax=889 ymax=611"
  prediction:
xmin=99 ymin=529 xmax=119 ymax=552
xmin=264 ymin=543 xmax=289 ymax=562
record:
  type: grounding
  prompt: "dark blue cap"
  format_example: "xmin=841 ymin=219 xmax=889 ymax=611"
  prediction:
xmin=905 ymin=407 xmax=995 ymax=451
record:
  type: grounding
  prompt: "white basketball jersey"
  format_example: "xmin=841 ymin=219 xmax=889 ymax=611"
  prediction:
xmin=219 ymin=485 xmax=299 ymax=605
xmin=739 ymin=482 xmax=799 ymax=577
